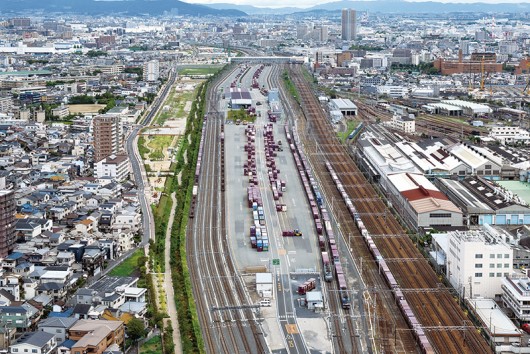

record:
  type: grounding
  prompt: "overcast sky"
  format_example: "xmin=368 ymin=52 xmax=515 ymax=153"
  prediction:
xmin=187 ymin=0 xmax=530 ymax=8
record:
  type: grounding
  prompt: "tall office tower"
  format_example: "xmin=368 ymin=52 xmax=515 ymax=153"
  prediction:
xmin=143 ymin=60 xmax=160 ymax=82
xmin=341 ymin=8 xmax=357 ymax=41
xmin=0 ymin=190 xmax=16 ymax=258
xmin=93 ymin=115 xmax=122 ymax=163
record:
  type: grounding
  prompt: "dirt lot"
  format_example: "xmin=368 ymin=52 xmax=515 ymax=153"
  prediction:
xmin=68 ymin=104 xmax=107 ymax=113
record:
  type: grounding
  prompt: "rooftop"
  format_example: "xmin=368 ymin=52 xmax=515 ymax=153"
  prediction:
xmin=496 ymin=181 xmax=530 ymax=206
xmin=469 ymin=298 xmax=520 ymax=336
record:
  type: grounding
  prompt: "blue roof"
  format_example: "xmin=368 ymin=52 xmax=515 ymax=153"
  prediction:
xmin=48 ymin=308 xmax=73 ymax=318
xmin=59 ymin=339 xmax=76 ymax=349
xmin=6 ymin=252 xmax=24 ymax=260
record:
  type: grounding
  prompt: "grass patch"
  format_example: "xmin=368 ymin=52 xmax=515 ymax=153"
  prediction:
xmin=109 ymin=249 xmax=144 ymax=277
xmin=282 ymin=70 xmax=300 ymax=104
xmin=138 ymin=136 xmax=149 ymax=159
xmin=154 ymin=88 xmax=197 ymax=126
xmin=140 ymin=335 xmax=162 ymax=354
xmin=227 ymin=109 xmax=255 ymax=123
xmin=148 ymin=135 xmax=174 ymax=160
xmin=337 ymin=119 xmax=359 ymax=143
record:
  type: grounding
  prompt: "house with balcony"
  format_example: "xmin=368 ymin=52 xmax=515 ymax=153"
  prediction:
xmin=502 ymin=274 xmax=530 ymax=321
xmin=0 ymin=306 xmax=32 ymax=330
xmin=69 ymin=320 xmax=124 ymax=354
xmin=9 ymin=331 xmax=56 ymax=354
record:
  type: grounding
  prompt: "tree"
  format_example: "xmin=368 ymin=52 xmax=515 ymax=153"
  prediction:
xmin=126 ymin=318 xmax=147 ymax=342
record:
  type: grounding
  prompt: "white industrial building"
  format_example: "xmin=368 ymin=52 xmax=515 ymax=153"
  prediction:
xmin=306 ymin=291 xmax=324 ymax=311
xmin=441 ymin=99 xmax=492 ymax=117
xmin=387 ymin=114 xmax=415 ymax=133
xmin=383 ymin=172 xmax=463 ymax=230
xmin=329 ymin=98 xmax=357 ymax=116
xmin=376 ymin=85 xmax=408 ymax=98
xmin=229 ymin=88 xmax=252 ymax=109
xmin=256 ymin=273 xmax=273 ymax=298
xmin=357 ymin=130 xmax=420 ymax=181
xmin=489 ymin=126 xmax=530 ymax=145
xmin=433 ymin=227 xmax=513 ymax=299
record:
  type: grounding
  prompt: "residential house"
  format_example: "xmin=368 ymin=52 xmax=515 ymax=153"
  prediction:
xmin=0 ymin=306 xmax=32 ymax=330
xmin=38 ymin=317 xmax=78 ymax=343
xmin=9 ymin=331 xmax=57 ymax=354
xmin=69 ymin=320 xmax=124 ymax=354
xmin=82 ymin=248 xmax=105 ymax=276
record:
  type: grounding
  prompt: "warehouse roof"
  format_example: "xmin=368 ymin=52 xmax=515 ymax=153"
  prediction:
xmin=330 ymin=98 xmax=357 ymax=110
xmin=450 ymin=144 xmax=487 ymax=169
xmin=388 ymin=173 xmax=461 ymax=214
xmin=427 ymin=103 xmax=463 ymax=112
xmin=438 ymin=178 xmax=493 ymax=214
xmin=441 ymin=99 xmax=492 ymax=114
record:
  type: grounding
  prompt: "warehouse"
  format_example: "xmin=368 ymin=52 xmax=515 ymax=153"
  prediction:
xmin=230 ymin=88 xmax=252 ymax=109
xmin=441 ymin=99 xmax=492 ymax=117
xmin=422 ymin=103 xmax=462 ymax=116
xmin=329 ymin=98 xmax=357 ymax=116
xmin=383 ymin=172 xmax=463 ymax=230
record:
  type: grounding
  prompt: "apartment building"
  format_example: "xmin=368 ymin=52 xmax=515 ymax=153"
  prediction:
xmin=92 ymin=115 xmax=122 ymax=163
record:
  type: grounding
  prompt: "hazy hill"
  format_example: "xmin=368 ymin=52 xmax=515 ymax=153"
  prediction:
xmin=1 ymin=0 xmax=247 ymax=16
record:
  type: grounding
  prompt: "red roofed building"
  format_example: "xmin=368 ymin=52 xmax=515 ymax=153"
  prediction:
xmin=383 ymin=172 xmax=463 ymax=230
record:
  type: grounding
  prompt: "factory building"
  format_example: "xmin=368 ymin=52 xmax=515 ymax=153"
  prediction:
xmin=382 ymin=172 xmax=463 ymax=230
xmin=437 ymin=176 xmax=530 ymax=226
xmin=448 ymin=143 xmax=502 ymax=178
xmin=394 ymin=140 xmax=467 ymax=177
xmin=356 ymin=129 xmax=420 ymax=183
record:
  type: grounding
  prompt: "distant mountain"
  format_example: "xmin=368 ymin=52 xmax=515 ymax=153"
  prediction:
xmin=0 ymin=0 xmax=247 ymax=17
xmin=205 ymin=3 xmax=301 ymax=15
xmin=212 ymin=0 xmax=530 ymax=15
xmin=306 ymin=0 xmax=530 ymax=13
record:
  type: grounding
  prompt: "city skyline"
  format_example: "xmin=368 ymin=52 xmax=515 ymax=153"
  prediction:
xmin=186 ymin=0 xmax=530 ymax=8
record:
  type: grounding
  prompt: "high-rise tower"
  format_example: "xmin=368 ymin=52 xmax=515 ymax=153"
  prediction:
xmin=341 ymin=8 xmax=357 ymax=41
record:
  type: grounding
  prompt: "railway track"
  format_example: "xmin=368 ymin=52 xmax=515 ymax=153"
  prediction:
xmin=274 ymin=65 xmax=370 ymax=354
xmin=188 ymin=67 xmax=267 ymax=354
xmin=286 ymin=64 xmax=493 ymax=354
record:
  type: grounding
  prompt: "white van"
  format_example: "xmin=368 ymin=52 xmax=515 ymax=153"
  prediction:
xmin=260 ymin=299 xmax=271 ymax=307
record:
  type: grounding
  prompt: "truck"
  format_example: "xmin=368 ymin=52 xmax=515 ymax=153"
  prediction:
xmin=282 ymin=229 xmax=302 ymax=237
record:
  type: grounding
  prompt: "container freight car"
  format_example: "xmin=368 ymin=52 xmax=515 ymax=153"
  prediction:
xmin=322 ymin=252 xmax=333 ymax=282
xmin=325 ymin=160 xmax=434 ymax=353
xmin=297 ymin=278 xmax=316 ymax=295
xmin=282 ymin=229 xmax=302 ymax=237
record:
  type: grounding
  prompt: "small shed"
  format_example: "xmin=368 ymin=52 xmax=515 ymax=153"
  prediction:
xmin=256 ymin=273 xmax=273 ymax=298
xmin=306 ymin=291 xmax=324 ymax=310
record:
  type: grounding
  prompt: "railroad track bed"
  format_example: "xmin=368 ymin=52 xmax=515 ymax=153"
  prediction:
xmin=287 ymin=64 xmax=492 ymax=354
xmin=187 ymin=66 xmax=265 ymax=354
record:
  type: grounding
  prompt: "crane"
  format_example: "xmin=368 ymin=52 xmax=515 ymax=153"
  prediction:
xmin=524 ymin=60 xmax=530 ymax=96
xmin=480 ymin=55 xmax=486 ymax=91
